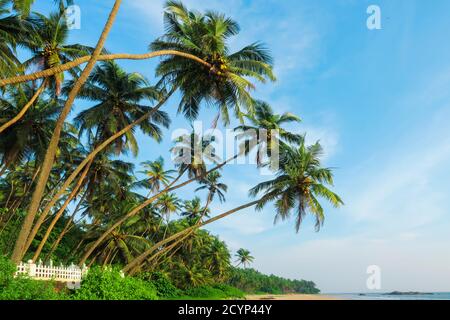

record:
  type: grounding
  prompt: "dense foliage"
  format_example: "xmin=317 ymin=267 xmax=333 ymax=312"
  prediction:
xmin=228 ymin=268 xmax=320 ymax=294
xmin=0 ymin=256 xmax=61 ymax=300
xmin=71 ymin=267 xmax=158 ymax=300
xmin=0 ymin=0 xmax=340 ymax=299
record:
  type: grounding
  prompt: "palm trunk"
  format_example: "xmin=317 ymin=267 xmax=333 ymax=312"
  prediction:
xmin=44 ymin=191 xmax=87 ymax=263
xmin=34 ymin=89 xmax=177 ymax=256
xmin=124 ymin=199 xmax=262 ymax=275
xmin=78 ymin=168 xmax=186 ymax=266
xmin=30 ymin=162 xmax=91 ymax=261
xmin=0 ymin=51 xmax=211 ymax=87
xmin=142 ymin=193 xmax=213 ymax=271
xmin=0 ymin=79 xmax=47 ymax=134
xmin=78 ymin=154 xmax=239 ymax=267
xmin=7 ymin=166 xmax=41 ymax=214
xmin=10 ymin=0 xmax=123 ymax=263
xmin=138 ymin=231 xmax=191 ymax=273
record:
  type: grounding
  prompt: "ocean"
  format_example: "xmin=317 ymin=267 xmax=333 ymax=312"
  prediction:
xmin=330 ymin=292 xmax=450 ymax=300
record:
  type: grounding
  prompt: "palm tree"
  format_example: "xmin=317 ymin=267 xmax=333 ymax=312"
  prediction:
xmin=23 ymin=11 xmax=94 ymax=95
xmin=235 ymin=248 xmax=254 ymax=268
xmin=123 ymin=141 xmax=343 ymax=273
xmin=135 ymin=157 xmax=176 ymax=196
xmin=235 ymin=101 xmax=303 ymax=166
xmin=21 ymin=62 xmax=170 ymax=259
xmin=172 ymin=131 xmax=220 ymax=179
xmin=0 ymin=0 xmax=29 ymax=78
xmin=30 ymin=155 xmax=136 ymax=261
xmin=0 ymin=84 xmax=63 ymax=175
xmin=85 ymin=214 xmax=153 ymax=266
xmin=28 ymin=0 xmax=273 ymax=264
xmin=151 ymin=0 xmax=275 ymax=124
xmin=156 ymin=193 xmax=180 ymax=216
xmin=11 ymin=0 xmax=34 ymax=16
xmin=72 ymin=61 xmax=170 ymax=156
xmin=250 ymin=142 xmax=344 ymax=232
xmin=206 ymin=238 xmax=230 ymax=281
xmin=195 ymin=171 xmax=227 ymax=203
xmin=11 ymin=0 xmax=122 ymax=264
xmin=181 ymin=197 xmax=210 ymax=220
xmin=78 ymin=131 xmax=221 ymax=265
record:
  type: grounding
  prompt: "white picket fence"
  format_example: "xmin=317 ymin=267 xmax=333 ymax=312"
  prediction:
xmin=16 ymin=260 xmax=88 ymax=284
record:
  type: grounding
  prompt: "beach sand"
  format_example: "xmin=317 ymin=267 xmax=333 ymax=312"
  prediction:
xmin=246 ymin=294 xmax=341 ymax=300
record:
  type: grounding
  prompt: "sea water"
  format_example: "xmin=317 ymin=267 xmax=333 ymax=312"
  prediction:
xmin=330 ymin=292 xmax=450 ymax=300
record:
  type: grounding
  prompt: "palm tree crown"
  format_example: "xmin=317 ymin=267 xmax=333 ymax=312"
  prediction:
xmin=23 ymin=11 xmax=94 ymax=94
xmin=235 ymin=248 xmax=254 ymax=268
xmin=235 ymin=101 xmax=303 ymax=166
xmin=72 ymin=61 xmax=171 ymax=156
xmin=150 ymin=0 xmax=275 ymax=124
xmin=135 ymin=157 xmax=176 ymax=196
xmin=195 ymin=171 xmax=227 ymax=203
xmin=250 ymin=141 xmax=344 ymax=232
xmin=180 ymin=197 xmax=210 ymax=220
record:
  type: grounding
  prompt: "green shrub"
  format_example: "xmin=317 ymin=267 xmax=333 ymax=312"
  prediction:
xmin=0 ymin=256 xmax=61 ymax=300
xmin=139 ymin=272 xmax=181 ymax=298
xmin=212 ymin=284 xmax=245 ymax=299
xmin=183 ymin=284 xmax=244 ymax=300
xmin=71 ymin=267 xmax=157 ymax=300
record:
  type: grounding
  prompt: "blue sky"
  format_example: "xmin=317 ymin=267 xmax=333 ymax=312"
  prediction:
xmin=34 ymin=0 xmax=450 ymax=293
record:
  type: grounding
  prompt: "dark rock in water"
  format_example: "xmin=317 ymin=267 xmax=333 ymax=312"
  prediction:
xmin=384 ymin=291 xmax=433 ymax=296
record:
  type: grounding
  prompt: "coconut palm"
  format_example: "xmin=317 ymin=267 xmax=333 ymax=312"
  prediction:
xmin=250 ymin=142 xmax=344 ymax=232
xmin=235 ymin=248 xmax=254 ymax=268
xmin=11 ymin=0 xmax=34 ymax=16
xmin=72 ymin=61 xmax=170 ymax=156
xmin=11 ymin=0 xmax=122 ymax=264
xmin=195 ymin=171 xmax=227 ymax=203
xmin=171 ymin=131 xmax=220 ymax=179
xmin=123 ymin=141 xmax=343 ymax=273
xmin=78 ymin=131 xmax=221 ymax=265
xmin=28 ymin=0 xmax=272 ymax=265
xmin=0 ymin=0 xmax=29 ymax=77
xmin=206 ymin=238 xmax=231 ymax=280
xmin=156 ymin=193 xmax=181 ymax=220
xmin=151 ymin=0 xmax=275 ymax=124
xmin=23 ymin=11 xmax=94 ymax=95
xmin=0 ymin=84 xmax=63 ymax=175
xmin=29 ymin=154 xmax=137 ymax=261
xmin=181 ymin=197 xmax=210 ymax=220
xmin=86 ymin=217 xmax=152 ymax=266
xmin=24 ymin=63 xmax=171 ymax=258
xmin=235 ymin=100 xmax=303 ymax=166
xmin=134 ymin=157 xmax=176 ymax=196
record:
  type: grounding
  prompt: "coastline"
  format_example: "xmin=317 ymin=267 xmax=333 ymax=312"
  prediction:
xmin=246 ymin=294 xmax=343 ymax=300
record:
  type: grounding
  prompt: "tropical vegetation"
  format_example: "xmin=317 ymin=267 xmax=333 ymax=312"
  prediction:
xmin=0 ymin=0 xmax=342 ymax=300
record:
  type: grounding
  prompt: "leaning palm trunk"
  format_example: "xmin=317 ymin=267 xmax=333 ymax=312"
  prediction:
xmin=30 ymin=161 xmax=92 ymax=261
xmin=10 ymin=0 xmax=123 ymax=263
xmin=124 ymin=199 xmax=262 ymax=275
xmin=139 ymin=193 xmax=213 ymax=272
xmin=137 ymin=231 xmax=192 ymax=274
xmin=0 ymin=51 xmax=212 ymax=87
xmin=0 ymin=80 xmax=47 ymax=134
xmin=44 ymin=190 xmax=87 ymax=263
xmin=78 ymin=168 xmax=186 ymax=266
xmin=23 ymin=160 xmax=92 ymax=257
xmin=33 ymin=88 xmax=177 ymax=256
xmin=78 ymin=154 xmax=238 ymax=266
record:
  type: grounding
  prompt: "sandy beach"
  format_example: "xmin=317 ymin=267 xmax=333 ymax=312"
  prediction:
xmin=246 ymin=294 xmax=341 ymax=300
